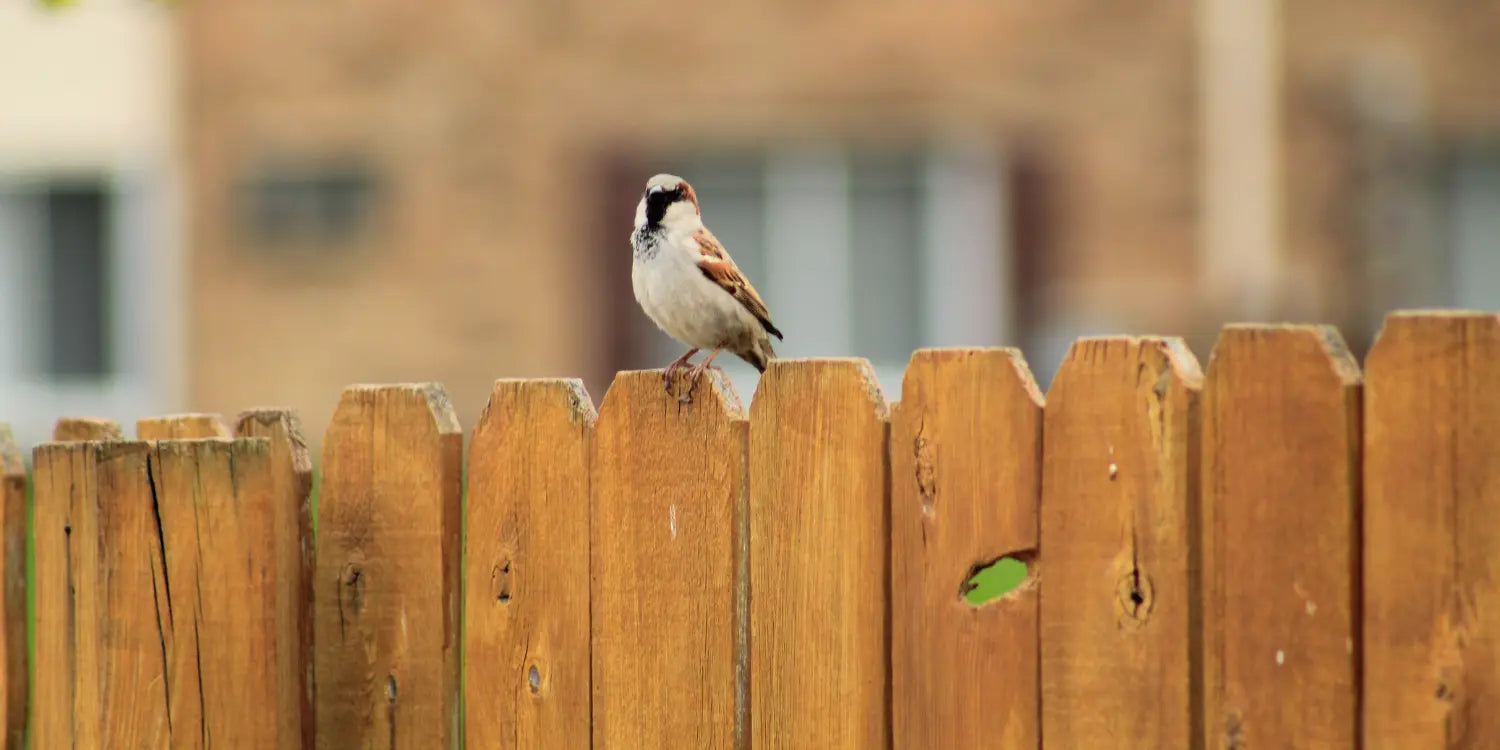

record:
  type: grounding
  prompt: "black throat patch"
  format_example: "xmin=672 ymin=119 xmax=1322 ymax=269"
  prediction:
xmin=643 ymin=187 xmax=682 ymax=226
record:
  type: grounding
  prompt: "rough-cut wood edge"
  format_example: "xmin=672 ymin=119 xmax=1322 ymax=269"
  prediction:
xmin=758 ymin=357 xmax=890 ymax=418
xmin=604 ymin=368 xmax=744 ymax=417
xmin=51 ymin=418 xmax=123 ymax=442
xmin=1201 ymin=323 xmax=1363 ymax=750
xmin=235 ymin=409 xmax=314 ymax=475
xmin=315 ymin=382 xmax=463 ymax=750
xmin=344 ymin=383 xmax=465 ymax=435
xmin=465 ymin=378 xmax=596 ymax=749
xmin=591 ymin=367 xmax=747 ymax=749
xmin=137 ymin=413 xmax=231 ymax=440
xmin=234 ymin=408 xmax=315 ymax=750
xmin=1361 ymin=309 xmax=1500 ymax=748
xmin=0 ymin=424 xmax=24 ymax=748
xmin=891 ymin=347 xmax=1043 ymax=749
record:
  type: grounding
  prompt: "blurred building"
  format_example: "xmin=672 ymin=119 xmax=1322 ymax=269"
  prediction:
xmin=1 ymin=0 xmax=1498 ymax=446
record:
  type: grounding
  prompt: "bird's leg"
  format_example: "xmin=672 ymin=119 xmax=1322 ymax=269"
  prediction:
xmin=663 ymin=348 xmax=699 ymax=394
xmin=679 ymin=348 xmax=725 ymax=402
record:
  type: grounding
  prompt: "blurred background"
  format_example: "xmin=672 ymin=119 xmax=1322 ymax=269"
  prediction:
xmin=1 ymin=0 xmax=1498 ymax=448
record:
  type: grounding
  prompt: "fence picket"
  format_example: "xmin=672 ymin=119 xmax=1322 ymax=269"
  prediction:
xmin=590 ymin=370 xmax=747 ymax=749
xmin=890 ymin=348 xmax=1042 ymax=748
xmin=1201 ymin=325 xmax=1361 ymax=748
xmin=1364 ymin=311 xmax=1500 ymax=747
xmin=0 ymin=425 xmax=24 ymax=748
xmin=750 ymin=359 xmax=890 ymax=748
xmin=466 ymin=380 xmax=594 ymax=749
xmin=33 ymin=442 xmax=170 ymax=746
xmin=1040 ymin=337 xmax=1202 ymax=748
xmin=314 ymin=385 xmax=463 ymax=749
xmin=151 ymin=438 xmax=283 ymax=745
xmin=233 ymin=410 xmax=316 ymax=750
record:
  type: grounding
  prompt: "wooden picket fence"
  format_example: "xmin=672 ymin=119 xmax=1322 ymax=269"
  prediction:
xmin=0 ymin=310 xmax=1496 ymax=748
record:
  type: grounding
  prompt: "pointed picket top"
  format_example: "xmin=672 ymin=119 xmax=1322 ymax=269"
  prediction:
xmin=476 ymin=378 xmax=598 ymax=430
xmin=338 ymin=383 xmax=463 ymax=436
xmin=51 ymin=418 xmax=123 ymax=442
xmin=467 ymin=379 xmax=594 ymax=749
xmin=598 ymin=368 xmax=744 ymax=421
xmin=1363 ymin=309 xmax=1500 ymax=748
xmin=903 ymin=346 xmax=1045 ymax=406
xmin=753 ymin=357 xmax=890 ymax=420
xmin=1210 ymin=323 xmax=1361 ymax=387
xmin=235 ymin=409 xmax=313 ymax=475
xmin=137 ymin=413 xmax=230 ymax=440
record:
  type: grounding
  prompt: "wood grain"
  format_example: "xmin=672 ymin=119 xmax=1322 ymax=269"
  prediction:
xmin=315 ymin=385 xmax=463 ymax=750
xmin=1201 ymin=325 xmax=1362 ymax=749
xmin=138 ymin=413 xmax=231 ymax=440
xmin=466 ymin=380 xmax=594 ymax=749
xmin=236 ymin=409 xmax=316 ymax=749
xmin=1363 ymin=311 xmax=1500 ymax=748
xmin=52 ymin=417 xmax=123 ymax=442
xmin=151 ymin=438 xmax=281 ymax=746
xmin=30 ymin=441 xmax=89 ymax=748
xmin=590 ymin=369 xmax=747 ymax=749
xmin=0 ymin=425 xmax=24 ymax=749
xmin=889 ymin=348 xmax=1042 ymax=748
xmin=750 ymin=359 xmax=890 ymax=748
xmin=1040 ymin=337 xmax=1202 ymax=748
xmin=33 ymin=441 xmax=172 ymax=746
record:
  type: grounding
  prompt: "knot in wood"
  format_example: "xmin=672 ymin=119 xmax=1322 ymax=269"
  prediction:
xmin=341 ymin=563 xmax=365 ymax=615
xmin=1114 ymin=568 xmax=1154 ymax=626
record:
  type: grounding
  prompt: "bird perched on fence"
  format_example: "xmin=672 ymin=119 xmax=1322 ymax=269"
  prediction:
xmin=630 ymin=173 xmax=784 ymax=402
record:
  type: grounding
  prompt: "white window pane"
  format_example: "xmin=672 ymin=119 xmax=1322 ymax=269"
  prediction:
xmin=1448 ymin=154 xmax=1500 ymax=309
xmin=849 ymin=153 xmax=922 ymax=365
xmin=764 ymin=146 xmax=851 ymax=359
xmin=922 ymin=145 xmax=1010 ymax=347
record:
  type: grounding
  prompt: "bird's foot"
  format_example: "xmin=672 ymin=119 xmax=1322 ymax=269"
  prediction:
xmin=662 ymin=349 xmax=699 ymax=397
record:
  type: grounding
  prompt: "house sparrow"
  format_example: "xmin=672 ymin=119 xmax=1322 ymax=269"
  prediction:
xmin=630 ymin=173 xmax=784 ymax=402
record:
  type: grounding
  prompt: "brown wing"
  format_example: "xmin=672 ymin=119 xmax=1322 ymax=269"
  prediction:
xmin=693 ymin=229 xmax=784 ymax=340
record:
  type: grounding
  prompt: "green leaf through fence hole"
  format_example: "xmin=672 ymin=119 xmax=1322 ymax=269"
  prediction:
xmin=962 ymin=556 xmax=1029 ymax=606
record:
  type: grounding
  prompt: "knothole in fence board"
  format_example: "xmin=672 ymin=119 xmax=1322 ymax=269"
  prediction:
xmin=138 ymin=413 xmax=231 ymax=440
xmin=0 ymin=425 xmax=24 ymax=748
xmin=1202 ymin=325 xmax=1361 ymax=749
xmin=1040 ymin=338 xmax=1202 ymax=748
xmin=314 ymin=384 xmax=463 ymax=750
xmin=235 ymin=409 xmax=316 ymax=750
xmin=465 ymin=380 xmax=594 ymax=749
xmin=890 ymin=349 xmax=1042 ymax=749
xmin=151 ymin=438 xmax=284 ymax=746
xmin=52 ymin=417 xmax=123 ymax=442
xmin=590 ymin=370 xmax=747 ymax=749
xmin=750 ymin=359 xmax=890 ymax=748
xmin=1363 ymin=311 xmax=1500 ymax=748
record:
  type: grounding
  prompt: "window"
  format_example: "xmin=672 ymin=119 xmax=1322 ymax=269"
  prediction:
xmin=620 ymin=143 xmax=1015 ymax=403
xmin=240 ymin=162 xmax=378 ymax=250
xmin=0 ymin=177 xmax=114 ymax=379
